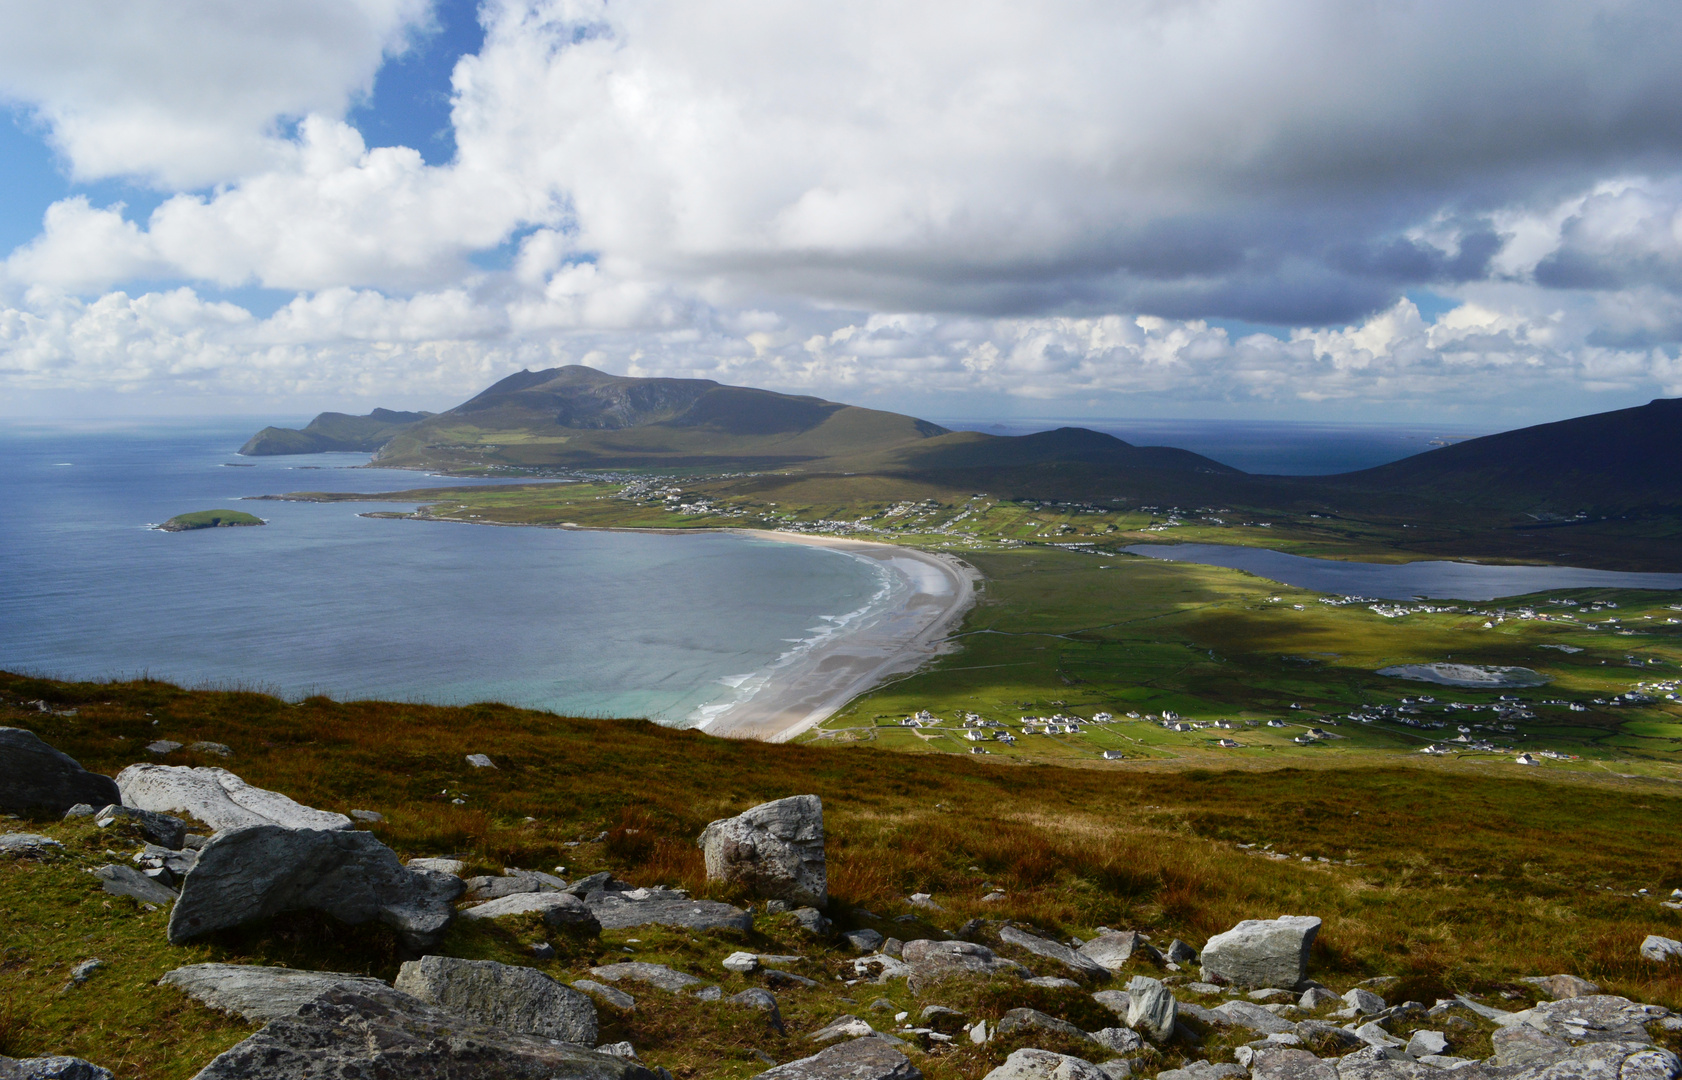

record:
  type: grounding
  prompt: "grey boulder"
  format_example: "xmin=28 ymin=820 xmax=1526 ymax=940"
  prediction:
xmin=999 ymin=925 xmax=1110 ymax=979
xmin=95 ymin=805 xmax=187 ymax=850
xmin=845 ymin=929 xmax=886 ymax=953
xmin=1123 ymin=975 xmax=1177 ymax=1043
xmin=1405 ymin=1031 xmax=1449 ymax=1058
xmin=1523 ymin=995 xmax=1672 ymax=1044
xmin=728 ymin=988 xmax=787 ymax=1034
xmin=1157 ymin=1064 xmax=1246 ymax=1080
xmin=588 ymin=962 xmax=710 ymax=995
xmin=995 ymin=1008 xmax=1095 ymax=1044
xmin=574 ymin=980 xmax=636 ymax=1010
xmin=1078 ymin=932 xmax=1152 ymax=973
xmin=0 ymin=1056 xmax=114 ymax=1080
xmin=1207 ymin=999 xmax=1296 ymax=1035
xmin=464 ymin=891 xmax=602 ymax=933
xmin=188 ymin=983 xmax=659 ymax=1080
xmin=1343 ymin=988 xmax=1386 ymax=1015
xmin=752 ymin=1036 xmax=921 ymax=1080
xmin=982 ymin=1049 xmax=1111 ymax=1080
xmin=115 ymin=764 xmax=351 ymax=832
xmin=1198 ymin=916 xmax=1320 ymax=989
xmin=587 ymin=887 xmax=752 ymax=932
xmin=466 ymin=869 xmax=568 ymax=901
xmin=1520 ymin=975 xmax=1602 ymax=1000
xmin=0 ymin=727 xmax=119 ymax=815
xmin=699 ymin=795 xmax=827 ymax=908
xmin=159 ymin=963 xmax=388 ymax=1022
xmin=0 ymin=833 xmax=64 ymax=859
xmin=395 ymin=955 xmax=599 ymax=1045
xmin=901 ymin=939 xmax=1027 ymax=991
xmin=166 ymin=825 xmax=464 ymax=950
xmin=1641 ymin=936 xmax=1682 ymax=964
xmin=90 ymin=863 xmax=178 ymax=905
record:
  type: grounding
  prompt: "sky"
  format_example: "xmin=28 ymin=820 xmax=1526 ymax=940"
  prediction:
xmin=3 ymin=0 xmax=1682 ymax=426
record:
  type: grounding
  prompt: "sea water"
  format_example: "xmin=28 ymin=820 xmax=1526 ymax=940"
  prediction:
xmin=0 ymin=424 xmax=892 ymax=725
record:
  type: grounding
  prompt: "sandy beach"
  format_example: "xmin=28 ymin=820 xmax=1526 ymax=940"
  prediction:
xmin=694 ymin=531 xmax=980 ymax=743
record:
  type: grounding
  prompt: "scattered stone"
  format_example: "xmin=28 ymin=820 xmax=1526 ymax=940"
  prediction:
xmin=1293 ymin=1020 xmax=1363 ymax=1051
xmin=59 ymin=959 xmax=103 ymax=992
xmin=90 ymin=863 xmax=178 ymax=905
xmin=167 ymin=824 xmax=465 ymax=950
xmin=728 ymin=988 xmax=787 ymax=1034
xmin=349 ymin=809 xmax=384 ymax=823
xmin=1354 ymin=1021 xmax=1409 ymax=1050
xmin=1089 ymin=1028 xmax=1143 ymax=1055
xmin=883 ymin=938 xmax=904 ymax=957
xmin=752 ymin=1035 xmax=921 ymax=1080
xmin=1 ymin=833 xmax=64 ymax=859
xmin=573 ymin=979 xmax=635 ymax=1010
xmin=982 ymin=892 xmax=1007 ymax=903
xmin=93 ymin=804 xmax=187 ymax=849
xmin=996 ymin=1007 xmax=1094 ymax=1044
xmin=1641 ymin=936 xmax=1682 ymax=964
xmin=146 ymin=740 xmax=182 ymax=756
xmin=463 ymin=891 xmax=602 ymax=934
xmin=1185 ymin=982 xmax=1224 ymax=996
xmin=1208 ymin=999 xmax=1296 ymax=1035
xmin=0 ymin=728 xmax=121 ymax=815
xmin=465 ymin=754 xmax=496 ymax=769
xmin=394 ymin=954 xmax=598 ymax=1045
xmin=1198 ymin=917 xmax=1321 ymax=990
xmin=1406 ymin=1031 xmax=1449 ymax=1057
xmin=981 ymin=1048 xmax=1111 ymax=1080
xmin=725 ymin=952 xmax=762 ymax=974
xmin=1343 ymin=988 xmax=1386 ymax=1014
xmin=1249 ymin=988 xmax=1294 ymax=1003
xmin=1097 ymin=1059 xmax=1133 ymax=1080
xmin=530 ymin=942 xmax=556 ymax=961
xmin=409 ymin=857 xmax=467 ymax=875
xmin=1241 ymin=1046 xmax=1336 ymax=1080
xmin=116 ymin=764 xmax=351 ymax=832
xmin=810 ymin=1016 xmax=880 ymax=1043
xmin=766 ymin=970 xmax=820 ymax=990
xmin=188 ymin=742 xmax=233 ymax=758
xmin=845 ymin=929 xmax=886 ymax=953
xmin=0 ymin=1055 xmax=115 ymax=1080
xmin=565 ymin=871 xmax=617 ymax=896
xmin=1519 ymin=974 xmax=1602 ymax=1000
xmin=468 ymin=870 xmax=568 ymax=901
xmin=1523 ymin=994 xmax=1672 ymax=1044
xmin=589 ymin=962 xmax=711 ymax=995
xmin=901 ymin=939 xmax=1027 ymax=991
xmin=853 ymin=954 xmax=914 ymax=984
xmin=159 ymin=963 xmax=389 ymax=1022
xmin=132 ymin=842 xmax=197 ymax=885
xmin=968 ymin=1021 xmax=990 ymax=1045
xmin=63 ymin=804 xmax=94 ymax=819
xmin=589 ymin=888 xmax=753 ymax=932
xmin=1157 ymin=1063 xmax=1246 ymax=1080
xmin=792 ymin=907 xmax=833 ymax=935
xmin=909 ymin=893 xmax=943 ymax=910
xmin=1165 ymin=940 xmax=1197 ymax=964
xmin=920 ymin=1006 xmax=967 ymax=1034
xmin=1078 ymin=932 xmax=1150 ymax=973
xmin=999 ymin=925 xmax=1110 ymax=979
xmin=188 ymin=984 xmax=657 ymax=1080
xmin=1124 ymin=975 xmax=1178 ymax=1043
xmin=1026 ymin=976 xmax=1082 ymax=990
xmin=597 ymin=1042 xmax=639 ymax=1060
xmin=699 ymin=795 xmax=827 ymax=907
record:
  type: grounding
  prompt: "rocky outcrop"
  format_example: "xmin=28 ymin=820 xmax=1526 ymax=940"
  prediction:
xmin=982 ymin=1049 xmax=1111 ymax=1080
xmin=998 ymin=926 xmax=1110 ymax=980
xmin=587 ymin=887 xmax=753 ymax=932
xmin=159 ymin=963 xmax=389 ymax=1022
xmin=1523 ymin=994 xmax=1672 ymax=1043
xmin=116 ymin=765 xmax=351 ymax=832
xmin=901 ymin=940 xmax=1028 ymax=991
xmin=463 ymin=891 xmax=602 ymax=933
xmin=167 ymin=825 xmax=464 ymax=950
xmin=589 ymin=963 xmax=716 ymax=996
xmin=188 ymin=984 xmax=659 ymax=1080
xmin=0 ymin=1056 xmax=115 ymax=1080
xmin=0 ymin=728 xmax=120 ymax=814
xmin=1199 ymin=916 xmax=1320 ymax=989
xmin=752 ymin=1036 xmax=921 ymax=1080
xmin=466 ymin=869 xmax=568 ymax=901
xmin=1519 ymin=974 xmax=1600 ymax=1000
xmin=995 ymin=1008 xmax=1095 ymax=1044
xmin=394 ymin=955 xmax=598 ymax=1045
xmin=698 ymin=795 xmax=827 ymax=908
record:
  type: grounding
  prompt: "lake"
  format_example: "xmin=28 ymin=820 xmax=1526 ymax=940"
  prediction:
xmin=0 ymin=424 xmax=892 ymax=724
xmin=1124 ymin=543 xmax=1682 ymax=601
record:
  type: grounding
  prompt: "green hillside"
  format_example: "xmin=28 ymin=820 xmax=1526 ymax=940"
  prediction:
xmin=240 ymin=408 xmax=433 ymax=456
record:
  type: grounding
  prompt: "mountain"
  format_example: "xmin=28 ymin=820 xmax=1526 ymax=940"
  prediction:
xmin=369 ymin=366 xmax=950 ymax=469
xmin=1328 ymin=397 xmax=1682 ymax=514
xmin=240 ymin=408 xmax=433 ymax=456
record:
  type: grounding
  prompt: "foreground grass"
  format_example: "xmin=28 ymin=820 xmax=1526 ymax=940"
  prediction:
xmin=4 ymin=672 xmax=1682 ymax=1078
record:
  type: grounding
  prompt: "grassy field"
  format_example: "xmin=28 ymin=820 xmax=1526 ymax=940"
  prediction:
xmin=4 ymin=671 xmax=1682 ymax=1080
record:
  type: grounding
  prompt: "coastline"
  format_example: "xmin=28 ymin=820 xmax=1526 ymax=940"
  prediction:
xmin=693 ymin=531 xmax=981 ymax=743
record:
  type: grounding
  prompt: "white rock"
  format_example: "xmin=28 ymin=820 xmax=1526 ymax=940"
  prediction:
xmin=1408 ymin=1031 xmax=1450 ymax=1057
xmin=1343 ymin=988 xmax=1387 ymax=1014
xmin=1199 ymin=916 xmax=1321 ymax=989
xmin=1641 ymin=935 xmax=1682 ymax=963
xmin=982 ymin=1048 xmax=1111 ymax=1080
xmin=116 ymin=764 xmax=350 ymax=832
xmin=698 ymin=795 xmax=826 ymax=907
xmin=723 ymin=951 xmax=761 ymax=973
xmin=1125 ymin=975 xmax=1178 ymax=1043
xmin=409 ymin=858 xmax=467 ymax=876
xmin=466 ymin=754 xmax=496 ymax=769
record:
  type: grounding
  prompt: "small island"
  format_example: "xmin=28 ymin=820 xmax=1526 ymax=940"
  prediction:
xmin=156 ymin=509 xmax=267 ymax=532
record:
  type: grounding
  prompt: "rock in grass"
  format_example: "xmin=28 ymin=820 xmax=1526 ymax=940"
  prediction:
xmin=1156 ymin=1063 xmax=1246 ymax=1080
xmin=698 ymin=795 xmax=827 ymax=908
xmin=116 ymin=764 xmax=351 ymax=832
xmin=1026 ymin=976 xmax=1082 ymax=990
xmin=1298 ymin=987 xmax=1340 ymax=1010
xmin=751 ymin=1035 xmax=921 ymax=1080
xmin=998 ymin=925 xmax=1110 ymax=979
xmin=394 ymin=955 xmax=598 ymax=1045
xmin=159 ymin=963 xmax=388 ymax=1023
xmin=1342 ymin=988 xmax=1386 ymax=1014
xmin=995 ymin=1007 xmax=1095 ymax=1044
xmin=1406 ymin=1030 xmax=1450 ymax=1057
xmin=189 ymin=984 xmax=657 ymax=1080
xmin=1077 ymin=932 xmax=1153 ymax=973
xmin=587 ymin=888 xmax=752 ymax=932
xmin=466 ymin=869 xmax=568 ymax=901
xmin=728 ymin=988 xmax=787 ymax=1034
xmin=1089 ymin=1028 xmax=1142 ymax=1055
xmin=1523 ymin=995 xmax=1672 ymax=1044
xmin=919 ymin=1006 xmax=967 ymax=1034
xmin=1198 ymin=916 xmax=1320 ymax=989
xmin=1241 ymin=1046 xmax=1337 ymax=1080
xmin=724 ymin=952 xmax=761 ymax=973
xmin=0 ymin=833 xmax=64 ymax=859
xmin=166 ymin=825 xmax=464 ymax=950
xmin=463 ymin=891 xmax=602 ymax=934
xmin=844 ymin=929 xmax=885 ymax=953
xmin=1206 ymin=999 xmax=1296 ymax=1035
xmin=809 ymin=1016 xmax=880 ymax=1043
xmin=981 ymin=1048 xmax=1111 ymax=1080
xmin=588 ymin=962 xmax=711 ymax=995
xmin=0 ymin=1055 xmax=115 ymax=1080
xmin=409 ymin=857 xmax=467 ymax=875
xmin=901 ymin=939 xmax=1027 ymax=991
xmin=1165 ymin=940 xmax=1197 ymax=964
xmin=0 ymin=727 xmax=120 ymax=815
xmin=573 ymin=979 xmax=635 ymax=1010
xmin=791 ymin=907 xmax=833 ymax=935
xmin=90 ymin=864 xmax=179 ymax=905
xmin=1642 ymin=936 xmax=1682 ymax=964
xmin=1520 ymin=974 xmax=1601 ymax=1000
xmin=1124 ymin=975 xmax=1177 ymax=1043
xmin=94 ymin=804 xmax=187 ymax=850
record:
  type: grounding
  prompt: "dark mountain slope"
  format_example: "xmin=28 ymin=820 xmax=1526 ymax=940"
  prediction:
xmin=240 ymin=408 xmax=432 ymax=456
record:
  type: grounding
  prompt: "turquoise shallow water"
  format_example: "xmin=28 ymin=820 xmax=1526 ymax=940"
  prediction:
xmin=0 ymin=424 xmax=891 ymax=724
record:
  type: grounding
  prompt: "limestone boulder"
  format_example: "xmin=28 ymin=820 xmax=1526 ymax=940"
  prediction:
xmin=116 ymin=764 xmax=350 ymax=832
xmin=0 ymin=1056 xmax=114 ymax=1080
xmin=981 ymin=1049 xmax=1111 ymax=1080
xmin=463 ymin=891 xmax=602 ymax=933
xmin=1198 ymin=916 xmax=1320 ymax=989
xmin=1077 ymin=932 xmax=1151 ymax=973
xmin=166 ymin=825 xmax=464 ymax=950
xmin=999 ymin=925 xmax=1110 ymax=980
xmin=1124 ymin=975 xmax=1177 ymax=1043
xmin=587 ymin=887 xmax=752 ymax=932
xmin=188 ymin=984 xmax=659 ymax=1080
xmin=699 ymin=795 xmax=826 ymax=907
xmin=394 ymin=955 xmax=598 ymax=1045
xmin=1642 ymin=936 xmax=1682 ymax=964
xmin=752 ymin=1036 xmax=921 ymax=1080
xmin=159 ymin=963 xmax=388 ymax=1022
xmin=901 ymin=940 xmax=1028 ymax=991
xmin=0 ymin=728 xmax=119 ymax=815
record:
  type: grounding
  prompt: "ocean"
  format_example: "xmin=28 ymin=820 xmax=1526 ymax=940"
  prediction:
xmin=0 ymin=423 xmax=892 ymax=724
